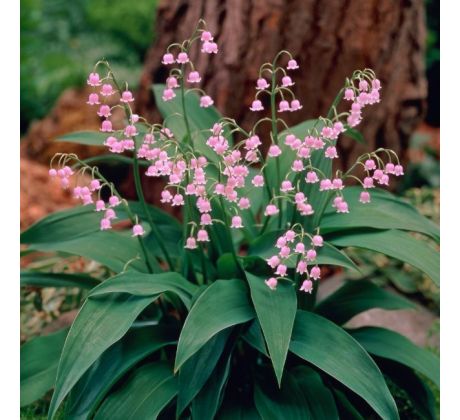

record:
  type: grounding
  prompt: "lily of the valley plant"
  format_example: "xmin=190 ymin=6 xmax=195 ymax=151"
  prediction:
xmin=21 ymin=20 xmax=440 ymax=419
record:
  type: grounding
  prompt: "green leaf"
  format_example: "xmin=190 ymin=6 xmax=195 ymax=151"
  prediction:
xmin=254 ymin=371 xmax=312 ymax=419
xmin=21 ymin=328 xmax=68 ymax=407
xmin=175 ymin=279 xmax=255 ymax=371
xmin=242 ymin=319 xmax=268 ymax=357
xmin=153 ymin=84 xmax=232 ymax=165
xmin=21 ymin=271 xmax=100 ymax=289
xmin=315 ymin=280 xmax=415 ymax=325
xmin=66 ymin=325 xmax=178 ymax=420
xmin=94 ymin=362 xmax=178 ymax=420
xmin=177 ymin=329 xmax=231 ymax=416
xmin=349 ymin=327 xmax=440 ymax=387
xmin=218 ymin=398 xmax=261 ymax=420
xmin=28 ymin=231 xmax=150 ymax=273
xmin=21 ymin=202 xmax=182 ymax=272
xmin=217 ymin=253 xmax=240 ymax=279
xmin=343 ymin=128 xmax=365 ymax=144
xmin=321 ymin=187 xmax=440 ymax=242
xmin=246 ymin=272 xmax=296 ymax=385
xmin=56 ymin=131 xmax=107 ymax=146
xmin=332 ymin=388 xmax=365 ymax=420
xmin=48 ymin=272 xmax=193 ymax=418
xmin=192 ymin=351 xmax=233 ymax=420
xmin=289 ymin=311 xmax=398 ymax=420
xmin=290 ymin=366 xmax=339 ymax=420
xmin=327 ymin=229 xmax=440 ymax=286
xmin=89 ymin=271 xmax=197 ymax=310
xmin=21 ymin=201 xmax=181 ymax=255
xmin=378 ymin=359 xmax=436 ymax=420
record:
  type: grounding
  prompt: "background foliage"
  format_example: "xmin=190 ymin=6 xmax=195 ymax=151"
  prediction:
xmin=20 ymin=0 xmax=157 ymax=133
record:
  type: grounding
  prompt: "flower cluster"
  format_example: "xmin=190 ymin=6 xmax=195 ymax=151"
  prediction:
xmin=49 ymin=156 xmax=144 ymax=237
xmin=161 ymin=28 xmax=218 ymax=108
xmin=265 ymin=229 xmax=324 ymax=293
xmin=250 ymin=55 xmax=302 ymax=113
xmin=49 ymin=20 xmax=404 ymax=294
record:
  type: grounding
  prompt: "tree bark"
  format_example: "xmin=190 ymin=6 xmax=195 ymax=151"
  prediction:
xmin=138 ymin=0 xmax=427 ymax=171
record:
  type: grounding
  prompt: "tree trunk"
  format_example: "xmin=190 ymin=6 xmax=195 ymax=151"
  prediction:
xmin=138 ymin=0 xmax=427 ymax=172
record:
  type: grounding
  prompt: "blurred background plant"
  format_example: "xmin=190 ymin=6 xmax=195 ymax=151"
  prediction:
xmin=20 ymin=0 xmax=157 ymax=133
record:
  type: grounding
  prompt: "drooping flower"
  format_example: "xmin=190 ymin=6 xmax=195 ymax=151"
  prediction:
xmin=287 ymin=59 xmax=299 ymax=70
xmin=282 ymin=76 xmax=294 ymax=87
xmin=264 ymin=204 xmax=279 ymax=216
xmin=185 ymin=237 xmax=198 ymax=249
xmin=162 ymin=53 xmax=175 ymax=65
xmin=109 ymin=195 xmax=121 ymax=207
xmin=200 ymin=95 xmax=214 ymax=107
xmin=187 ymin=71 xmax=201 ymax=83
xmin=100 ymin=218 xmax=111 ymax=230
xmin=290 ymin=99 xmax=303 ymax=111
xmin=101 ymin=84 xmax=114 ymax=96
xmin=312 ymin=235 xmax=324 ymax=247
xmin=231 ymin=216 xmax=243 ymax=228
xmin=197 ymin=229 xmax=210 ymax=242
xmin=87 ymin=93 xmax=100 ymax=105
xmin=265 ymin=277 xmax=278 ymax=290
xmin=256 ymin=78 xmax=269 ymax=90
xmin=300 ymin=279 xmax=313 ymax=293
xmin=132 ymin=224 xmax=145 ymax=236
xmin=162 ymin=88 xmax=176 ymax=102
xmin=176 ymin=52 xmax=189 ymax=64
xmin=120 ymin=90 xmax=134 ymax=103
xmin=359 ymin=191 xmax=371 ymax=203
xmin=268 ymin=145 xmax=282 ymax=157
xmin=250 ymin=100 xmax=264 ymax=111
xmin=278 ymin=100 xmax=290 ymax=112
xmin=310 ymin=266 xmax=321 ymax=280
xmin=87 ymin=72 xmax=101 ymax=86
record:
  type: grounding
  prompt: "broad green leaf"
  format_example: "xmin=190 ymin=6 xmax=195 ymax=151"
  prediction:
xmin=48 ymin=272 xmax=193 ymax=418
xmin=246 ymin=272 xmax=296 ymax=385
xmin=217 ymin=253 xmax=240 ymax=279
xmin=242 ymin=319 xmax=269 ymax=357
xmin=332 ymin=388 xmax=365 ymax=420
xmin=290 ymin=366 xmax=339 ymax=420
xmin=378 ymin=359 xmax=436 ymax=420
xmin=89 ymin=271 xmax=197 ymax=310
xmin=28 ymin=231 xmax=150 ymax=273
xmin=315 ymin=280 xmax=415 ymax=325
xmin=175 ymin=279 xmax=255 ymax=371
xmin=327 ymin=229 xmax=440 ymax=286
xmin=66 ymin=325 xmax=178 ymax=420
xmin=254 ymin=371 xmax=312 ymax=419
xmin=321 ymin=187 xmax=440 ymax=242
xmin=290 ymin=311 xmax=398 ymax=420
xmin=21 ymin=271 xmax=100 ymax=289
xmin=56 ymin=131 xmax=107 ymax=146
xmin=248 ymin=230 xmax=359 ymax=272
xmin=218 ymin=398 xmax=261 ymax=420
xmin=177 ymin=329 xmax=231 ymax=416
xmin=21 ymin=328 xmax=68 ymax=407
xmin=349 ymin=327 xmax=440 ymax=387
xmin=192 ymin=349 xmax=232 ymax=420
xmin=21 ymin=201 xmax=181 ymax=254
xmin=94 ymin=362 xmax=178 ymax=420
xmin=153 ymin=84 xmax=231 ymax=165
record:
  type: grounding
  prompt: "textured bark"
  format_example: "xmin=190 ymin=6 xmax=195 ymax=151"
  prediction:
xmin=138 ymin=0 xmax=427 ymax=171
